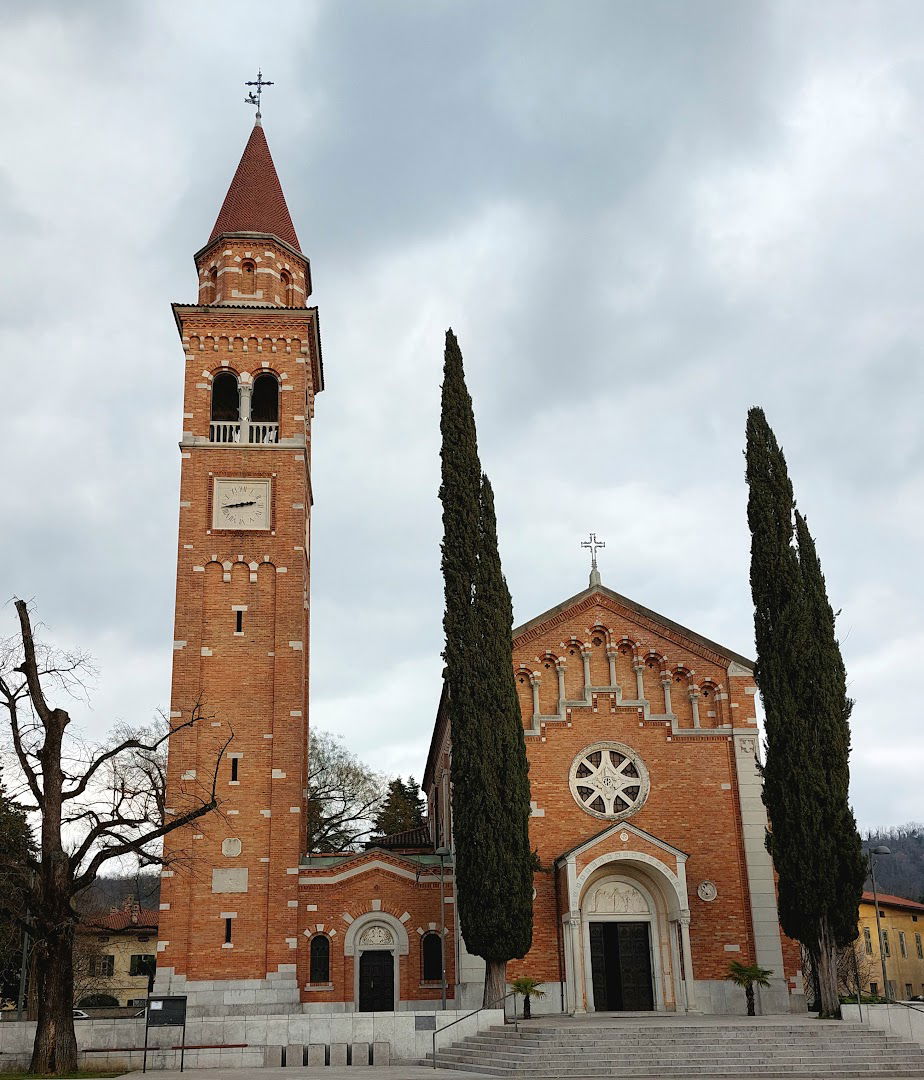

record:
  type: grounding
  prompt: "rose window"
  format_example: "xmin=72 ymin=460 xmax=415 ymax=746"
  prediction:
xmin=568 ymin=741 xmax=650 ymax=820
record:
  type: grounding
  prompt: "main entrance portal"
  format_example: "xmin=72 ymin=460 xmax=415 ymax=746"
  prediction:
xmin=358 ymin=950 xmax=394 ymax=1012
xmin=589 ymin=921 xmax=654 ymax=1011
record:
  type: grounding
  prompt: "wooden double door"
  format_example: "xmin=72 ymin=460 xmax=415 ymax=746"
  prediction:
xmin=589 ymin=921 xmax=654 ymax=1011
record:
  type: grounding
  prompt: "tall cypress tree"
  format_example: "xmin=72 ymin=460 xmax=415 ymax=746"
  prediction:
xmin=745 ymin=407 xmax=865 ymax=1019
xmin=467 ymin=474 xmax=533 ymax=1002
xmin=439 ymin=330 xmax=533 ymax=1006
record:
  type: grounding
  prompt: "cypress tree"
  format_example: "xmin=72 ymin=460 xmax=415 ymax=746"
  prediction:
xmin=745 ymin=407 xmax=865 ymax=1019
xmin=466 ymin=474 xmax=533 ymax=1003
xmin=439 ymin=330 xmax=533 ymax=1006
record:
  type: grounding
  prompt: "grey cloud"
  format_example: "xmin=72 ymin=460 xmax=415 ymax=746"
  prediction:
xmin=0 ymin=0 xmax=921 ymax=829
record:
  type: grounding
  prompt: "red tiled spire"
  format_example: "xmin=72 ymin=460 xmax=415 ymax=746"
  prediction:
xmin=209 ymin=122 xmax=300 ymax=252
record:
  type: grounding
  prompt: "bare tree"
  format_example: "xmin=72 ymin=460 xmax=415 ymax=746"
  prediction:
xmin=306 ymin=730 xmax=386 ymax=852
xmin=0 ymin=599 xmax=229 ymax=1074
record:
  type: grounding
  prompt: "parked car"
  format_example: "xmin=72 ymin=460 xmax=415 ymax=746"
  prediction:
xmin=72 ymin=1009 xmax=90 ymax=1020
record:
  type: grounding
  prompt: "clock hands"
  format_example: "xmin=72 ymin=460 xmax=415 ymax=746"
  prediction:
xmin=223 ymin=500 xmax=257 ymax=509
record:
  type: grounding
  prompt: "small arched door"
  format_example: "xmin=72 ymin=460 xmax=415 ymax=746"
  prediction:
xmin=358 ymin=949 xmax=394 ymax=1012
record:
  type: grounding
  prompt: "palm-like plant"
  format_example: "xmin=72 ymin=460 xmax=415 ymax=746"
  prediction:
xmin=510 ymin=976 xmax=545 ymax=1019
xmin=727 ymin=961 xmax=773 ymax=1016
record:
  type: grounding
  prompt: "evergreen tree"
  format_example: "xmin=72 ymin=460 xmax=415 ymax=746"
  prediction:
xmin=745 ymin=407 xmax=865 ymax=1019
xmin=372 ymin=777 xmax=426 ymax=837
xmin=439 ymin=329 xmax=533 ymax=1006
xmin=0 ymin=779 xmax=36 ymax=1007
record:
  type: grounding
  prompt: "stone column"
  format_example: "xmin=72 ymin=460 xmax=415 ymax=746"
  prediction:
xmin=238 ymin=380 xmax=253 ymax=443
xmin=530 ymin=674 xmax=540 ymax=721
xmin=569 ymin=916 xmax=586 ymax=1014
xmin=581 ymin=648 xmax=592 ymax=693
xmin=661 ymin=675 xmax=673 ymax=715
xmin=561 ymin=915 xmax=578 ymax=1015
xmin=670 ymin=921 xmax=688 ymax=1012
xmin=689 ymin=691 xmax=701 ymax=728
xmin=634 ymin=663 xmax=645 ymax=702
xmin=679 ymin=916 xmax=697 ymax=1013
xmin=556 ymin=661 xmax=566 ymax=711
xmin=606 ymin=647 xmax=618 ymax=688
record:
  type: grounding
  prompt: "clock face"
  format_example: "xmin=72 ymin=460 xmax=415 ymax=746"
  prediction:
xmin=212 ymin=478 xmax=271 ymax=531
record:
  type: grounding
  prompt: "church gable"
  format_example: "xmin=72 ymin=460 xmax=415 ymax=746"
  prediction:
xmin=512 ymin=586 xmax=754 ymax=736
xmin=514 ymin=585 xmax=752 ymax=670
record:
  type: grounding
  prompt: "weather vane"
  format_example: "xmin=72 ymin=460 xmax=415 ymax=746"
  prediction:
xmin=581 ymin=532 xmax=605 ymax=572
xmin=245 ymin=69 xmax=274 ymax=120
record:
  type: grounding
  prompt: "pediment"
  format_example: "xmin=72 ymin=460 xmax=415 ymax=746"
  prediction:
xmin=555 ymin=820 xmax=688 ymax=866
xmin=513 ymin=584 xmax=753 ymax=671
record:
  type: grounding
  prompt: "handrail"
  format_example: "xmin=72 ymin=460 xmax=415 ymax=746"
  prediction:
xmin=881 ymin=998 xmax=924 ymax=1015
xmin=431 ymin=989 xmax=518 ymax=1068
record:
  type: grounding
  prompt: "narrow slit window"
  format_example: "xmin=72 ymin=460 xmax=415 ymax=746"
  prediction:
xmin=224 ymin=918 xmax=233 ymax=944
xmin=231 ymin=758 xmax=239 ymax=782
xmin=235 ymin=610 xmax=243 ymax=633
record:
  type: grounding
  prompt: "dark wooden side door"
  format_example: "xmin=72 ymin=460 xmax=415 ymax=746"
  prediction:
xmin=358 ymin=950 xmax=394 ymax=1012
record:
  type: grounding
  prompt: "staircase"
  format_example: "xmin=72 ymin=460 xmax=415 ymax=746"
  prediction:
xmin=428 ymin=1016 xmax=924 ymax=1077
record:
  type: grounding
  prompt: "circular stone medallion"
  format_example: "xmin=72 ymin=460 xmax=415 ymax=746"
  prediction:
xmin=697 ymin=880 xmax=718 ymax=902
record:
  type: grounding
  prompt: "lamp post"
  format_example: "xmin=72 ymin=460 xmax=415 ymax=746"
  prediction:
xmin=868 ymin=845 xmax=892 ymax=1001
xmin=436 ymin=846 xmax=451 ymax=1011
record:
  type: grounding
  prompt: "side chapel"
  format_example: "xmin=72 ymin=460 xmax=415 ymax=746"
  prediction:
xmin=155 ymin=119 xmax=805 ymax=1017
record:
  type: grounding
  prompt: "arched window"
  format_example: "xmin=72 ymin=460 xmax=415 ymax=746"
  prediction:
xmin=208 ymin=267 xmax=218 ymax=303
xmin=241 ymin=260 xmax=256 ymax=294
xmin=210 ymin=372 xmax=239 ymax=421
xmin=251 ymin=373 xmax=279 ymax=423
xmin=280 ymin=270 xmax=293 ymax=306
xmin=421 ymin=932 xmax=442 ymax=982
xmin=309 ymin=934 xmax=330 ymax=984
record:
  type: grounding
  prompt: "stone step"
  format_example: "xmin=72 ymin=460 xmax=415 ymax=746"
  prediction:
xmin=466 ymin=1035 xmax=903 ymax=1049
xmin=500 ymin=1028 xmax=889 ymax=1036
xmin=432 ymin=1062 xmax=924 ymax=1078
xmin=436 ymin=1047 xmax=924 ymax=1064
xmin=441 ymin=1048 xmax=924 ymax=1061
xmin=432 ymin=1017 xmax=924 ymax=1079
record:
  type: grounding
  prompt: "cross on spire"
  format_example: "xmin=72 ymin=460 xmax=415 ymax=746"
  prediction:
xmin=581 ymin=532 xmax=605 ymax=587
xmin=245 ymin=69 xmax=274 ymax=121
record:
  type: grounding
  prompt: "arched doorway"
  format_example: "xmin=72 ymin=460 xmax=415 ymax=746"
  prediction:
xmin=356 ymin=925 xmax=396 ymax=1011
xmin=582 ymin=877 xmax=657 ymax=1011
xmin=344 ymin=915 xmax=408 ymax=1012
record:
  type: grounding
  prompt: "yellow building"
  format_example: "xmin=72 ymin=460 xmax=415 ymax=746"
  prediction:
xmin=859 ymin=890 xmax=924 ymax=1002
xmin=75 ymin=903 xmax=158 ymax=1009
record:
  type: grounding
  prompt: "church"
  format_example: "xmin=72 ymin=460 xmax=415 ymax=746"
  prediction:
xmin=155 ymin=115 xmax=805 ymax=1019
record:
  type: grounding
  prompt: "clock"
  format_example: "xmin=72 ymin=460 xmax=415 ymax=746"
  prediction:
xmin=212 ymin=478 xmax=271 ymax=531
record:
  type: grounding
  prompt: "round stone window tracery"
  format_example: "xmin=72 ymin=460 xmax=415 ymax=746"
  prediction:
xmin=568 ymin=741 xmax=650 ymax=821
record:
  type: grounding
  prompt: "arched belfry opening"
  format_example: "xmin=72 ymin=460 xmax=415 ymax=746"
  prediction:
xmin=250 ymin=373 xmax=279 ymax=443
xmin=210 ymin=371 xmax=240 ymax=442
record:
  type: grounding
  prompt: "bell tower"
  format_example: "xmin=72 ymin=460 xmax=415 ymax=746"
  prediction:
xmin=156 ymin=117 xmax=322 ymax=1010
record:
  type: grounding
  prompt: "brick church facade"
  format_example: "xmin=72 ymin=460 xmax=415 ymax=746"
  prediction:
xmin=155 ymin=121 xmax=805 ymax=1016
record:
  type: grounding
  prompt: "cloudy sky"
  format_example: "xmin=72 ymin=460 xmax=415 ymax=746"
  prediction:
xmin=1 ymin=1 xmax=922 ymax=831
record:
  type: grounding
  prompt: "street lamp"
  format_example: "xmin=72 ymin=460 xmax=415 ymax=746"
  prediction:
xmin=436 ymin=846 xmax=452 ymax=1011
xmin=868 ymin=845 xmax=892 ymax=1001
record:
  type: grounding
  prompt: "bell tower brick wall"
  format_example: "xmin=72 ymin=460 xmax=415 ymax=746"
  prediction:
xmin=155 ymin=125 xmax=322 ymax=1012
